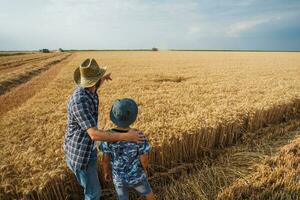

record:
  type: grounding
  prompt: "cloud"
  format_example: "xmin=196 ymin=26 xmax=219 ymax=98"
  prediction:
xmin=226 ymin=16 xmax=281 ymax=37
xmin=187 ymin=26 xmax=202 ymax=35
xmin=0 ymin=0 xmax=299 ymax=50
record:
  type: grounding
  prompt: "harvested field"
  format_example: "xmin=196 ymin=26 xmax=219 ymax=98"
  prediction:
xmin=0 ymin=51 xmax=299 ymax=199
xmin=0 ymin=52 xmax=32 ymax=57
xmin=0 ymin=54 xmax=75 ymax=117
xmin=0 ymin=53 xmax=71 ymax=95
xmin=0 ymin=53 xmax=51 ymax=68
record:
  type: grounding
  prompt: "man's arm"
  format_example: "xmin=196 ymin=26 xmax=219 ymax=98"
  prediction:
xmin=87 ymin=127 xmax=145 ymax=143
xmin=102 ymin=154 xmax=112 ymax=182
xmin=72 ymin=96 xmax=145 ymax=143
xmin=140 ymin=153 xmax=149 ymax=175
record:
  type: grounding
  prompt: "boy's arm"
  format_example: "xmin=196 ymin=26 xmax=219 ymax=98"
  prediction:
xmin=139 ymin=153 xmax=149 ymax=174
xmin=102 ymin=154 xmax=112 ymax=182
xmin=138 ymin=132 xmax=151 ymax=175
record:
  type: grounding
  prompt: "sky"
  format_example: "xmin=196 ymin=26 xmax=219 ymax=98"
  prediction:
xmin=0 ymin=0 xmax=300 ymax=51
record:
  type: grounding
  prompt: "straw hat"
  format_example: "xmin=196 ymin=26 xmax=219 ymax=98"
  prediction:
xmin=110 ymin=98 xmax=138 ymax=128
xmin=73 ymin=58 xmax=107 ymax=88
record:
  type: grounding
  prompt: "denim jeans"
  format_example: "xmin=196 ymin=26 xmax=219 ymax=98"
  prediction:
xmin=66 ymin=157 xmax=101 ymax=200
xmin=114 ymin=179 xmax=152 ymax=200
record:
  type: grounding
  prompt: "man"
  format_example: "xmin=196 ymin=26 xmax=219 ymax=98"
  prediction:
xmin=64 ymin=58 xmax=145 ymax=200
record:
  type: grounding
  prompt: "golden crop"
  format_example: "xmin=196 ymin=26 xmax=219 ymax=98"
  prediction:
xmin=0 ymin=51 xmax=299 ymax=199
xmin=157 ymin=119 xmax=300 ymax=200
xmin=217 ymin=129 xmax=300 ymax=200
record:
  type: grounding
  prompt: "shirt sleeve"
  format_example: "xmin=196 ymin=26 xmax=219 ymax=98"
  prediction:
xmin=100 ymin=142 xmax=111 ymax=155
xmin=138 ymin=139 xmax=150 ymax=155
xmin=72 ymin=96 xmax=97 ymax=130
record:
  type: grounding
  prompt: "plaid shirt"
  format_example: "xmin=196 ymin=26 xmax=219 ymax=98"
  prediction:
xmin=64 ymin=86 xmax=99 ymax=170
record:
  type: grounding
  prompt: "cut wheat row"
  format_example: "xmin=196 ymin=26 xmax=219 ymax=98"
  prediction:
xmin=0 ymin=53 xmax=71 ymax=95
xmin=0 ymin=53 xmax=55 ymax=68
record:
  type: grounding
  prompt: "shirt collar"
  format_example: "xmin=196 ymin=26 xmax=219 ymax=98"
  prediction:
xmin=77 ymin=86 xmax=98 ymax=98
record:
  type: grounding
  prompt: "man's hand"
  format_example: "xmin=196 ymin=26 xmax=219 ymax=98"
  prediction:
xmin=104 ymin=172 xmax=112 ymax=182
xmin=125 ymin=129 xmax=145 ymax=143
xmin=103 ymin=73 xmax=112 ymax=81
xmin=88 ymin=128 xmax=145 ymax=142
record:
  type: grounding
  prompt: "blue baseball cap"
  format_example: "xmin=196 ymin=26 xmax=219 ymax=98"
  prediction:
xmin=110 ymin=98 xmax=138 ymax=128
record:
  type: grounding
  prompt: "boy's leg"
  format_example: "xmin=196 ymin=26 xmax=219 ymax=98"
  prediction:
xmin=114 ymin=184 xmax=129 ymax=200
xmin=69 ymin=158 xmax=101 ymax=200
xmin=133 ymin=179 xmax=155 ymax=200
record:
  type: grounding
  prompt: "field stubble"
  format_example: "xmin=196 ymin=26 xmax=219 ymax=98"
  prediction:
xmin=0 ymin=53 xmax=71 ymax=95
xmin=156 ymin=119 xmax=300 ymax=200
xmin=0 ymin=53 xmax=59 ymax=72
xmin=0 ymin=54 xmax=75 ymax=117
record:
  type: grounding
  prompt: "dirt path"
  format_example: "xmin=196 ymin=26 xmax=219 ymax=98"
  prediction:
xmin=0 ymin=53 xmax=75 ymax=118
xmin=152 ymin=119 xmax=300 ymax=200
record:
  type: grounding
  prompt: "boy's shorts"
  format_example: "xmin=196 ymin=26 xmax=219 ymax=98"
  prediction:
xmin=114 ymin=179 xmax=152 ymax=200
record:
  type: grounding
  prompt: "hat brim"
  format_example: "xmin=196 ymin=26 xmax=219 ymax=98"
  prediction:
xmin=109 ymin=105 xmax=137 ymax=128
xmin=73 ymin=67 xmax=107 ymax=88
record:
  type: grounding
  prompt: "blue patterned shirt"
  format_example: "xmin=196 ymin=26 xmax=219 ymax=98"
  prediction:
xmin=64 ymin=86 xmax=99 ymax=171
xmin=100 ymin=129 xmax=150 ymax=186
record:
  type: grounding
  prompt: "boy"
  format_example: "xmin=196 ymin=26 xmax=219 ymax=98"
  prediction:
xmin=100 ymin=98 xmax=155 ymax=200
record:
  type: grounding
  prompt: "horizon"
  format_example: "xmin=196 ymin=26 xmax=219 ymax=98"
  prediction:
xmin=2 ymin=49 xmax=300 ymax=52
xmin=1 ymin=0 xmax=300 ymax=51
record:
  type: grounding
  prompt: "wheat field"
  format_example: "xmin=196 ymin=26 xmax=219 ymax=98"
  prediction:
xmin=0 ymin=51 xmax=299 ymax=199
